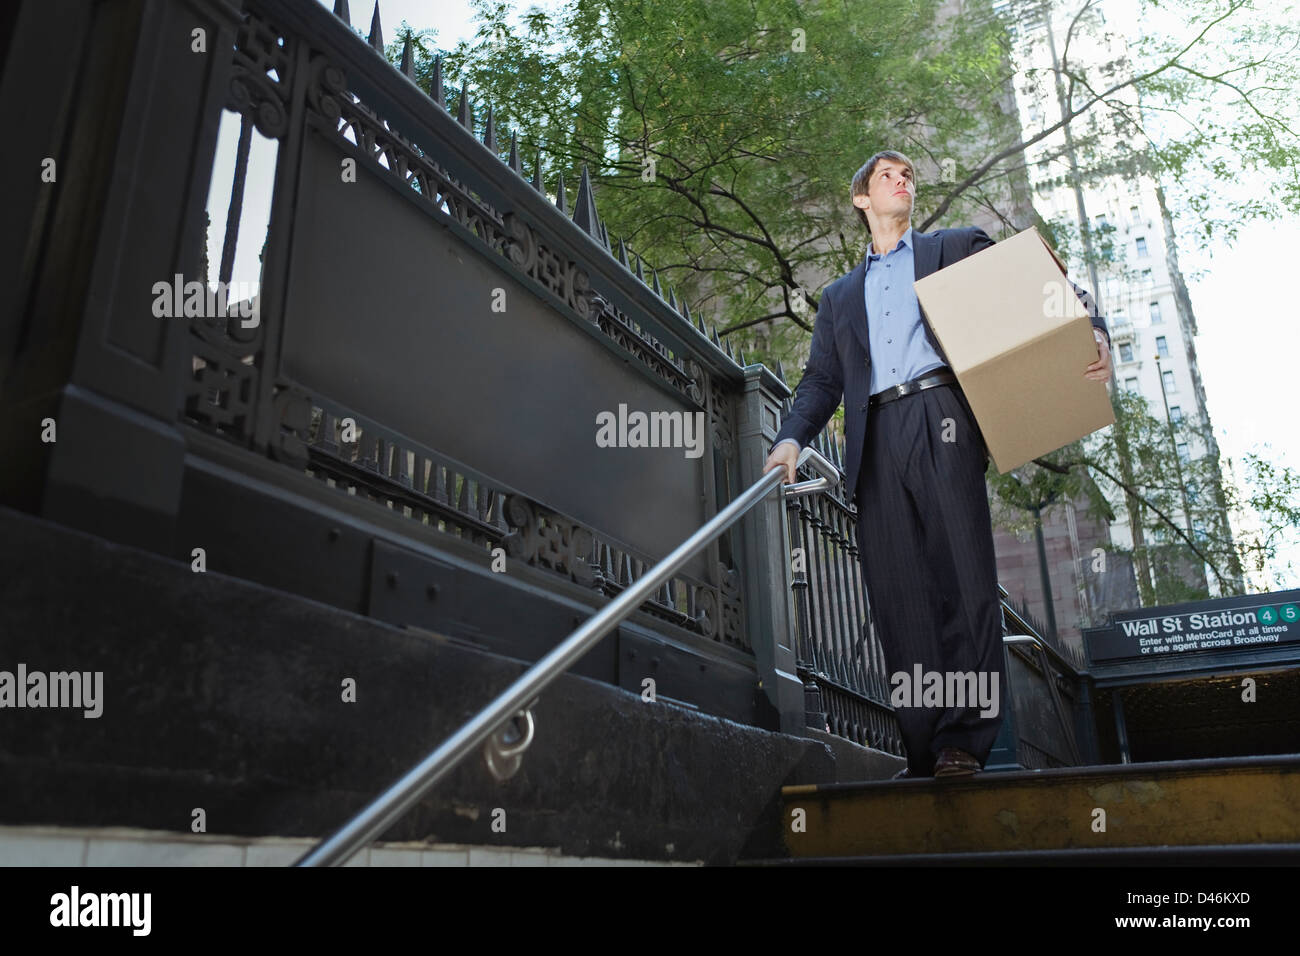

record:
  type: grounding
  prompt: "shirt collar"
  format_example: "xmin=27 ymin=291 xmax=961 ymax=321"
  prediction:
xmin=867 ymin=226 xmax=913 ymax=260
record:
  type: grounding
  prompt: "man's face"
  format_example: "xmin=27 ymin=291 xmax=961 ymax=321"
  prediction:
xmin=854 ymin=159 xmax=915 ymax=218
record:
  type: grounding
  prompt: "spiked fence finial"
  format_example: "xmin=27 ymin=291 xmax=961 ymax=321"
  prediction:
xmin=483 ymin=105 xmax=497 ymax=153
xmin=508 ymin=131 xmax=521 ymax=173
xmin=429 ymin=54 xmax=444 ymax=107
xmin=368 ymin=2 xmax=383 ymax=52
xmin=572 ymin=164 xmax=601 ymax=238
xmin=400 ymin=36 xmax=414 ymax=78
xmin=456 ymin=80 xmax=474 ymax=131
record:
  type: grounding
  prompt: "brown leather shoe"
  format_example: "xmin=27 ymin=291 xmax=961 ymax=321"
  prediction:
xmin=933 ymin=747 xmax=981 ymax=777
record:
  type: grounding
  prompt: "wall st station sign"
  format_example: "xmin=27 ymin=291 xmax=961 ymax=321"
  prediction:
xmin=1085 ymin=589 xmax=1300 ymax=665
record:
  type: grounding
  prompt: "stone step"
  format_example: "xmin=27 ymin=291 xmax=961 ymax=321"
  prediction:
xmin=743 ymin=843 xmax=1300 ymax=865
xmin=0 ymin=505 xmax=888 ymax=866
xmin=775 ymin=754 xmax=1300 ymax=858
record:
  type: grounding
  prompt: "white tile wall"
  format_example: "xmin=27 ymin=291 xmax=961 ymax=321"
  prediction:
xmin=245 ymin=841 xmax=312 ymax=867
xmin=0 ymin=829 xmax=88 ymax=866
xmin=508 ymin=849 xmax=550 ymax=866
xmin=467 ymin=846 xmax=513 ymax=867
xmin=0 ymin=826 xmax=700 ymax=866
xmin=421 ymin=847 xmax=469 ymax=866
xmin=370 ymin=848 xmax=422 ymax=867
xmin=84 ymin=838 xmax=245 ymax=867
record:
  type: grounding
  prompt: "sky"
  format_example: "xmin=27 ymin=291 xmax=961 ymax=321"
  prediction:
xmin=1180 ymin=216 xmax=1300 ymax=588
xmin=312 ymin=0 xmax=1298 ymax=589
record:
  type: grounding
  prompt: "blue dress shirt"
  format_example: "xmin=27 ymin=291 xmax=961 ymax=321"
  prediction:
xmin=770 ymin=227 xmax=950 ymax=458
xmin=865 ymin=227 xmax=947 ymax=394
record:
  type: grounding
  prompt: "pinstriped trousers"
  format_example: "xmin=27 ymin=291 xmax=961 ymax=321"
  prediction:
xmin=855 ymin=383 xmax=1006 ymax=776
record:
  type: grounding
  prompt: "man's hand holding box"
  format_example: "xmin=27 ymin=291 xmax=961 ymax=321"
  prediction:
xmin=912 ymin=226 xmax=1116 ymax=474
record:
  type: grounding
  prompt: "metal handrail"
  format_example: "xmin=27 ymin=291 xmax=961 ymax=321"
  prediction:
xmin=998 ymin=583 xmax=1083 ymax=678
xmin=998 ymin=606 xmax=1081 ymax=681
xmin=294 ymin=445 xmax=839 ymax=866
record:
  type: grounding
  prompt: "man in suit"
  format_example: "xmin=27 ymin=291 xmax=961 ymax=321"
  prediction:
xmin=763 ymin=150 xmax=1111 ymax=778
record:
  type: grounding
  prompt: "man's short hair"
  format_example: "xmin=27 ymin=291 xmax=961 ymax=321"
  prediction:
xmin=851 ymin=150 xmax=915 ymax=232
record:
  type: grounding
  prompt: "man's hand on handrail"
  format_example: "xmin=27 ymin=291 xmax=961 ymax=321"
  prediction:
xmin=763 ymin=440 xmax=800 ymax=485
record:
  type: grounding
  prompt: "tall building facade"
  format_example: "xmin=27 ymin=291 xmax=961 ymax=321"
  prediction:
xmin=991 ymin=0 xmax=1243 ymax=643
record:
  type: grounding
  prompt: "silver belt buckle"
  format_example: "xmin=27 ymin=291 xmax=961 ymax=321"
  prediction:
xmin=893 ymin=383 xmax=906 ymax=399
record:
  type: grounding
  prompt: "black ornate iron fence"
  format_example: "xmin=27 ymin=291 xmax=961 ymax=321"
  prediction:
xmin=783 ymin=423 xmax=902 ymax=754
xmin=188 ymin=0 xmax=767 ymax=657
xmin=1 ymin=0 xmax=805 ymax=735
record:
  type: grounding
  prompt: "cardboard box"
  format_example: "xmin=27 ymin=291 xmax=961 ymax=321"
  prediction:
xmin=913 ymin=227 xmax=1115 ymax=474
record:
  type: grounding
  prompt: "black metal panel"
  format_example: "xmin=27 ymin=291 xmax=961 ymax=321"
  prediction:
xmin=0 ymin=0 xmax=240 ymax=545
xmin=1003 ymin=644 xmax=1078 ymax=769
xmin=616 ymin=630 xmax=758 ymax=726
xmin=43 ymin=386 xmax=188 ymax=552
xmin=72 ymin=0 xmax=238 ymax=416
xmin=252 ymin=0 xmax=744 ymax=388
xmin=278 ymin=125 xmax=710 ymax=579
xmin=176 ymin=449 xmax=375 ymax=614
xmin=366 ymin=538 xmax=618 ymax=684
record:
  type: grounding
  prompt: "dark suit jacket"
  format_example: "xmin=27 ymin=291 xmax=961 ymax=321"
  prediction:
xmin=771 ymin=226 xmax=1111 ymax=497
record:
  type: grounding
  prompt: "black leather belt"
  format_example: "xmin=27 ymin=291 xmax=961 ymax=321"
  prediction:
xmin=868 ymin=367 xmax=957 ymax=408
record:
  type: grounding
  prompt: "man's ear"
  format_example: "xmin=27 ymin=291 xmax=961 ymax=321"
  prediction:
xmin=852 ymin=193 xmax=870 ymax=211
